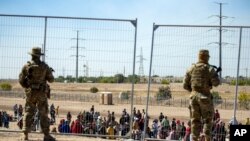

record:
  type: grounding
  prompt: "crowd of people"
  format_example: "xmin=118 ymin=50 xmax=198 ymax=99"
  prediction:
xmin=0 ymin=103 xmax=247 ymax=141
xmin=52 ymin=106 xmax=250 ymax=141
xmin=56 ymin=105 xmax=127 ymax=139
xmin=50 ymin=106 xmax=225 ymax=141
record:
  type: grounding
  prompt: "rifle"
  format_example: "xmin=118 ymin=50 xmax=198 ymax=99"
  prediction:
xmin=210 ymin=65 xmax=222 ymax=73
xmin=45 ymin=84 xmax=51 ymax=99
xmin=46 ymin=67 xmax=54 ymax=99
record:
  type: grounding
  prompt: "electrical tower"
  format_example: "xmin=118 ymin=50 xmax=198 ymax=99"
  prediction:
xmin=209 ymin=2 xmax=234 ymax=78
xmin=62 ymin=67 xmax=65 ymax=78
xmin=83 ymin=61 xmax=89 ymax=78
xmin=137 ymin=47 xmax=146 ymax=76
xmin=71 ymin=30 xmax=85 ymax=82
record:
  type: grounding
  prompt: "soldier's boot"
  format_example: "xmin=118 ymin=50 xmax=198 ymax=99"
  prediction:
xmin=20 ymin=132 xmax=28 ymax=141
xmin=192 ymin=136 xmax=199 ymax=141
xmin=205 ymin=135 xmax=211 ymax=141
xmin=44 ymin=134 xmax=56 ymax=141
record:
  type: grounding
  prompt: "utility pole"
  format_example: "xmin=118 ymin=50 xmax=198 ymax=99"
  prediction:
xmin=83 ymin=61 xmax=89 ymax=79
xmin=246 ymin=68 xmax=248 ymax=79
xmin=71 ymin=30 xmax=85 ymax=83
xmin=123 ymin=66 xmax=126 ymax=76
xmin=219 ymin=2 xmax=222 ymax=78
xmin=62 ymin=67 xmax=65 ymax=78
xmin=76 ymin=30 xmax=79 ymax=82
xmin=210 ymin=2 xmax=230 ymax=78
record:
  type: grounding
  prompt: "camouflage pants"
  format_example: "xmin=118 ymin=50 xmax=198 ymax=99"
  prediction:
xmin=190 ymin=92 xmax=214 ymax=141
xmin=23 ymin=89 xmax=49 ymax=134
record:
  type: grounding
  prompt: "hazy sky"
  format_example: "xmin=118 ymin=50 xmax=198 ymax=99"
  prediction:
xmin=0 ymin=0 xmax=250 ymax=78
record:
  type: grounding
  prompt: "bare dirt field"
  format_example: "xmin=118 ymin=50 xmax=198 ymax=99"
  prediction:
xmin=0 ymin=131 xmax=123 ymax=141
xmin=1 ymin=82 xmax=250 ymax=140
xmin=9 ymin=81 xmax=250 ymax=98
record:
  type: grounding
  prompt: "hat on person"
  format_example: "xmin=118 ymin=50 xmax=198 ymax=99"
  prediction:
xmin=198 ymin=49 xmax=210 ymax=63
xmin=28 ymin=47 xmax=44 ymax=56
xmin=177 ymin=120 xmax=180 ymax=124
xmin=199 ymin=49 xmax=210 ymax=58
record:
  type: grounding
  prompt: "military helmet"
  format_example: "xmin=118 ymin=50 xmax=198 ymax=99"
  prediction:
xmin=28 ymin=47 xmax=44 ymax=56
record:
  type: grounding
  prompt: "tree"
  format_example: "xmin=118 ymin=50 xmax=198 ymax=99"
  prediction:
xmin=212 ymin=91 xmax=222 ymax=105
xmin=238 ymin=92 xmax=250 ymax=110
xmin=161 ymin=79 xmax=170 ymax=85
xmin=0 ymin=82 xmax=12 ymax=91
xmin=114 ymin=74 xmax=125 ymax=83
xmin=55 ymin=76 xmax=65 ymax=82
xmin=126 ymin=74 xmax=140 ymax=83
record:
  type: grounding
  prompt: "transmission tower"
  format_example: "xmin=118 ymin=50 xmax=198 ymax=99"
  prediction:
xmin=137 ymin=47 xmax=146 ymax=76
xmin=62 ymin=67 xmax=65 ymax=78
xmin=208 ymin=2 xmax=234 ymax=78
xmin=71 ymin=30 xmax=85 ymax=82
xmin=83 ymin=61 xmax=89 ymax=78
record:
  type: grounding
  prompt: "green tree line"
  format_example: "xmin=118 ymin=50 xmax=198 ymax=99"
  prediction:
xmin=55 ymin=74 xmax=141 ymax=83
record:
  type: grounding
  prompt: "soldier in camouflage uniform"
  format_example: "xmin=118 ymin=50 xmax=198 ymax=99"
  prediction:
xmin=19 ymin=47 xmax=55 ymax=141
xmin=183 ymin=50 xmax=220 ymax=141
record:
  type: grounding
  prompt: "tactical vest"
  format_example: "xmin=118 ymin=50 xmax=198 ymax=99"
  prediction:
xmin=26 ymin=61 xmax=47 ymax=89
xmin=190 ymin=63 xmax=210 ymax=91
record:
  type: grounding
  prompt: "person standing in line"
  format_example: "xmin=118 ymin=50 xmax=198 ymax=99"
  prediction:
xmin=183 ymin=49 xmax=220 ymax=141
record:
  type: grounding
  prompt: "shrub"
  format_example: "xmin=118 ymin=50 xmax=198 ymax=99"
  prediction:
xmin=119 ymin=91 xmax=130 ymax=100
xmin=230 ymin=79 xmax=250 ymax=86
xmin=155 ymin=86 xmax=171 ymax=100
xmin=238 ymin=92 xmax=250 ymax=110
xmin=212 ymin=91 xmax=222 ymax=100
xmin=90 ymin=87 xmax=99 ymax=93
xmin=161 ymin=79 xmax=170 ymax=85
xmin=212 ymin=91 xmax=222 ymax=104
xmin=0 ymin=82 xmax=12 ymax=91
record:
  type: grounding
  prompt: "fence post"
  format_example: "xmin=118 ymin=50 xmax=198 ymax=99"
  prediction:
xmin=225 ymin=99 xmax=226 ymax=109
xmin=221 ymin=99 xmax=223 ymax=109
xmin=172 ymin=97 xmax=174 ymax=106
xmin=185 ymin=98 xmax=187 ymax=107
xmin=181 ymin=99 xmax=182 ymax=107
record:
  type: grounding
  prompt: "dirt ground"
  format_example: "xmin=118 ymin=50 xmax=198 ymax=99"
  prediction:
xmin=0 ymin=131 xmax=124 ymax=141
xmin=1 ymin=96 xmax=248 ymax=140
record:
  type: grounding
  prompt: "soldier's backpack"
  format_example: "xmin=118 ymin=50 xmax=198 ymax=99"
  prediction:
xmin=191 ymin=63 xmax=210 ymax=89
xmin=26 ymin=61 xmax=47 ymax=88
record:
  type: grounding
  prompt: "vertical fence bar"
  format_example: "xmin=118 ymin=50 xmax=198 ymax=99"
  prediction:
xmin=233 ymin=27 xmax=242 ymax=125
xmin=129 ymin=18 xmax=137 ymax=139
xmin=142 ymin=23 xmax=157 ymax=140
xmin=43 ymin=17 xmax=47 ymax=62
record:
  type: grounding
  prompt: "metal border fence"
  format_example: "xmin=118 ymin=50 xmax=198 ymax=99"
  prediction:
xmin=0 ymin=14 xmax=137 ymax=139
xmin=0 ymin=14 xmax=250 ymax=140
xmin=143 ymin=24 xmax=250 ymax=140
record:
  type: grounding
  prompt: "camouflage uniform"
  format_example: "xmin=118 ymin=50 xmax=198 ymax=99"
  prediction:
xmin=19 ymin=47 xmax=55 ymax=141
xmin=183 ymin=50 xmax=220 ymax=141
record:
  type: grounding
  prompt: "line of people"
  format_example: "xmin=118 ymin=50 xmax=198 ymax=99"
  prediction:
xmin=10 ymin=103 xmax=250 ymax=141
xmin=0 ymin=110 xmax=12 ymax=128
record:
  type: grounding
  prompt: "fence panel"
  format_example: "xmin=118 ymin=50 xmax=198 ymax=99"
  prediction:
xmin=0 ymin=15 xmax=137 ymax=139
xmin=142 ymin=25 xmax=250 ymax=140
